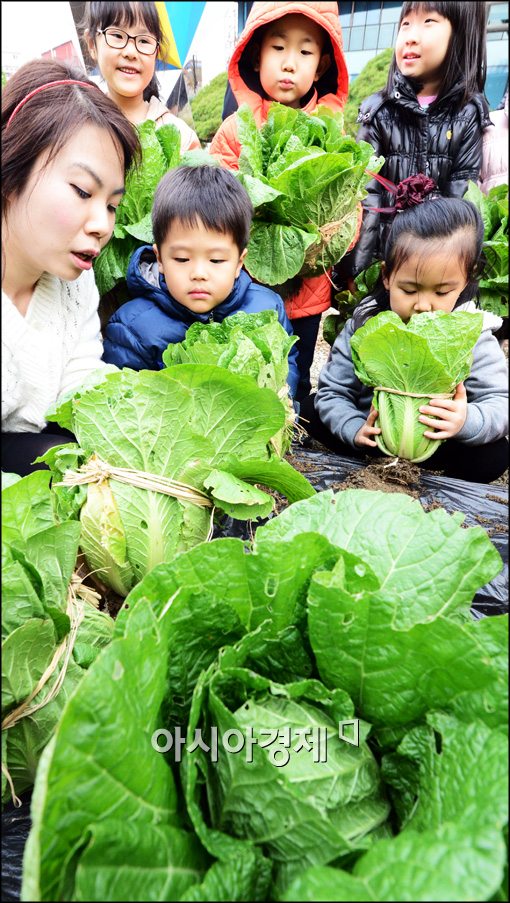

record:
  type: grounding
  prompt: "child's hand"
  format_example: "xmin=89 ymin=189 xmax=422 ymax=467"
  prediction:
xmin=418 ymin=382 xmax=468 ymax=441
xmin=354 ymin=405 xmax=382 ymax=447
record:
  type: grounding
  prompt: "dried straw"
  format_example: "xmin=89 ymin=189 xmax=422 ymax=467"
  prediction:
xmin=54 ymin=454 xmax=213 ymax=507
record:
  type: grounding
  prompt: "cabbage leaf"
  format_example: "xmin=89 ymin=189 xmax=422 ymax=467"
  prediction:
xmin=2 ymin=472 xmax=113 ymax=805
xmin=21 ymin=490 xmax=506 ymax=902
xmin=42 ymin=365 xmax=314 ymax=595
xmin=465 ymin=181 xmax=508 ymax=318
xmin=350 ymin=310 xmax=483 ymax=461
xmin=162 ymin=310 xmax=298 ymax=454
xmin=236 ymin=103 xmax=384 ymax=285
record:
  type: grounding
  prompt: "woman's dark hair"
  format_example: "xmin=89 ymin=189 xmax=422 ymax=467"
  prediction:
xmin=352 ymin=197 xmax=485 ymax=329
xmin=81 ymin=1 xmax=165 ymax=102
xmin=1 ymin=58 xmax=140 ymax=219
xmin=385 ymin=1 xmax=487 ymax=109
xmin=152 ymin=165 xmax=253 ymax=252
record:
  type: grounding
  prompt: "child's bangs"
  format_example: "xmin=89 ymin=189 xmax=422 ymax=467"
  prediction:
xmin=176 ymin=212 xmax=229 ymax=237
xmin=391 ymin=228 xmax=478 ymax=282
xmin=96 ymin=1 xmax=162 ymax=40
xmin=399 ymin=2 xmax=451 ymax=22
xmin=389 ymin=232 xmax=438 ymax=277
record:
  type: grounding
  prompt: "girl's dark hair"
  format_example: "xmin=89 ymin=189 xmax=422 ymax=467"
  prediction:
xmin=385 ymin=1 xmax=487 ymax=109
xmin=81 ymin=1 xmax=164 ymax=102
xmin=1 ymin=58 xmax=140 ymax=219
xmin=352 ymin=197 xmax=485 ymax=330
xmin=152 ymin=165 xmax=253 ymax=252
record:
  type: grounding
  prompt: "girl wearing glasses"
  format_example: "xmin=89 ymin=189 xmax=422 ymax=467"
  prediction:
xmin=83 ymin=1 xmax=200 ymax=151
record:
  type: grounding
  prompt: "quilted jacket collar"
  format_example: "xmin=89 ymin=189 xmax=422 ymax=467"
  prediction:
xmin=126 ymin=245 xmax=254 ymax=325
xmin=359 ymin=73 xmax=491 ymax=126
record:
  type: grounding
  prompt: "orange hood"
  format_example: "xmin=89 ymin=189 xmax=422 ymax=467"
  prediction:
xmin=228 ymin=2 xmax=349 ymax=116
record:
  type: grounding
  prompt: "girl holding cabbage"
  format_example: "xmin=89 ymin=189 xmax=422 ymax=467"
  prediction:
xmin=301 ymin=184 xmax=508 ymax=483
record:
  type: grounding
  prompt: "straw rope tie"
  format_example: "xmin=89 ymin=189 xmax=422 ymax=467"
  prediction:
xmin=55 ymin=454 xmax=214 ymax=508
xmin=374 ymin=386 xmax=455 ymax=399
xmin=2 ymin=575 xmax=99 ymax=806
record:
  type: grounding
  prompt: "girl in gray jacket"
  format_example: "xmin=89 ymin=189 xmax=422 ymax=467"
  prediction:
xmin=302 ymin=193 xmax=508 ymax=483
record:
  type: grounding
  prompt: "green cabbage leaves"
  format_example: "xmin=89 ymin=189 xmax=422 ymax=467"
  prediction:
xmin=236 ymin=103 xmax=383 ymax=285
xmin=325 ymin=260 xmax=382 ymax=345
xmin=93 ymin=122 xmax=214 ymax=298
xmin=465 ymin=181 xmax=508 ymax=318
xmin=162 ymin=310 xmax=298 ymax=455
xmin=2 ymin=471 xmax=113 ymax=806
xmin=21 ymin=489 xmax=506 ymax=902
xmin=93 ymin=121 xmax=182 ymax=298
xmin=41 ymin=365 xmax=313 ymax=596
xmin=351 ymin=310 xmax=484 ymax=461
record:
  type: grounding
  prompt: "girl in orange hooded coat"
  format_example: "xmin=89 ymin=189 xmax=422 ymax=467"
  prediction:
xmin=210 ymin=2 xmax=351 ymax=401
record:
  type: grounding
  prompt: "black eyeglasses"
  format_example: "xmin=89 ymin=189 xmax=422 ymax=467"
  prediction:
xmin=98 ymin=27 xmax=159 ymax=56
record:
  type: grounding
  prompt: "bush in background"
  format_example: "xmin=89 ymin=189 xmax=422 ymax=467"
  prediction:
xmin=343 ymin=48 xmax=392 ymax=137
xmin=190 ymin=71 xmax=228 ymax=145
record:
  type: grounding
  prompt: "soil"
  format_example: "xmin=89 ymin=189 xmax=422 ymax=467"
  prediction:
xmin=474 ymin=514 xmax=508 ymax=538
xmin=286 ymin=453 xmax=328 ymax=475
xmin=333 ymin=458 xmax=423 ymax=497
xmin=309 ymin=310 xmax=509 ymax=489
xmin=421 ymin=500 xmax=445 ymax=513
xmin=262 ymin=485 xmax=291 ymax=517
xmin=289 ymin=436 xmax=448 ymax=500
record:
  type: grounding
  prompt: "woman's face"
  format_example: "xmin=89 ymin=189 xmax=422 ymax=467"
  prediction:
xmin=6 ymin=124 xmax=125 ymax=283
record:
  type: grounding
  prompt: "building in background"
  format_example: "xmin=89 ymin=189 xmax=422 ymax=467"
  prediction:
xmin=42 ymin=39 xmax=82 ymax=67
xmin=2 ymin=49 xmax=25 ymax=80
xmin=2 ymin=0 xmax=86 ymax=74
xmin=237 ymin=1 xmax=508 ymax=109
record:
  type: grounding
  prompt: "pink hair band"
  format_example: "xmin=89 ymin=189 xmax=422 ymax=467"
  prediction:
xmin=5 ymin=79 xmax=100 ymax=129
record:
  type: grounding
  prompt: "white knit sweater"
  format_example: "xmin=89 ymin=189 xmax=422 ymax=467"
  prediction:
xmin=2 ymin=269 xmax=107 ymax=433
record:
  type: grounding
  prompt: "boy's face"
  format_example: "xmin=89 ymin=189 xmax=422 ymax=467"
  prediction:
xmin=256 ymin=14 xmax=330 ymax=108
xmin=154 ymin=219 xmax=247 ymax=314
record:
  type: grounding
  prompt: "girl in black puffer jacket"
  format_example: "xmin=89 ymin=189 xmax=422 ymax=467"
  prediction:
xmin=338 ymin=1 xmax=491 ymax=283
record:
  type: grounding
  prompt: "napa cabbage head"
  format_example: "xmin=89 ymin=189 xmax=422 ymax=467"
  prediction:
xmin=40 ymin=366 xmax=314 ymax=596
xmin=350 ymin=310 xmax=483 ymax=462
xmin=185 ymin=647 xmax=391 ymax=888
xmin=235 ymin=103 xmax=384 ymax=285
xmin=162 ymin=310 xmax=298 ymax=455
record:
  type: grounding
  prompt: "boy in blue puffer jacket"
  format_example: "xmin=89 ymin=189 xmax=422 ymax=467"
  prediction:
xmin=103 ymin=165 xmax=300 ymax=398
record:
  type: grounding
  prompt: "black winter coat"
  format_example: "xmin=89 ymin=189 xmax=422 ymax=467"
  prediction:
xmin=342 ymin=73 xmax=491 ymax=278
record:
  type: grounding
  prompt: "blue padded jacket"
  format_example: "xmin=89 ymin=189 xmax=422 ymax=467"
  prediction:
xmin=103 ymin=245 xmax=300 ymax=397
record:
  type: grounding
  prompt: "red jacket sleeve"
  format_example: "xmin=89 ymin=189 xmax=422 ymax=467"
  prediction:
xmin=209 ymin=114 xmax=242 ymax=170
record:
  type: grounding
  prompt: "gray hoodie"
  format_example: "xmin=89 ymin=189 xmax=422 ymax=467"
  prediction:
xmin=315 ymin=306 xmax=508 ymax=448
